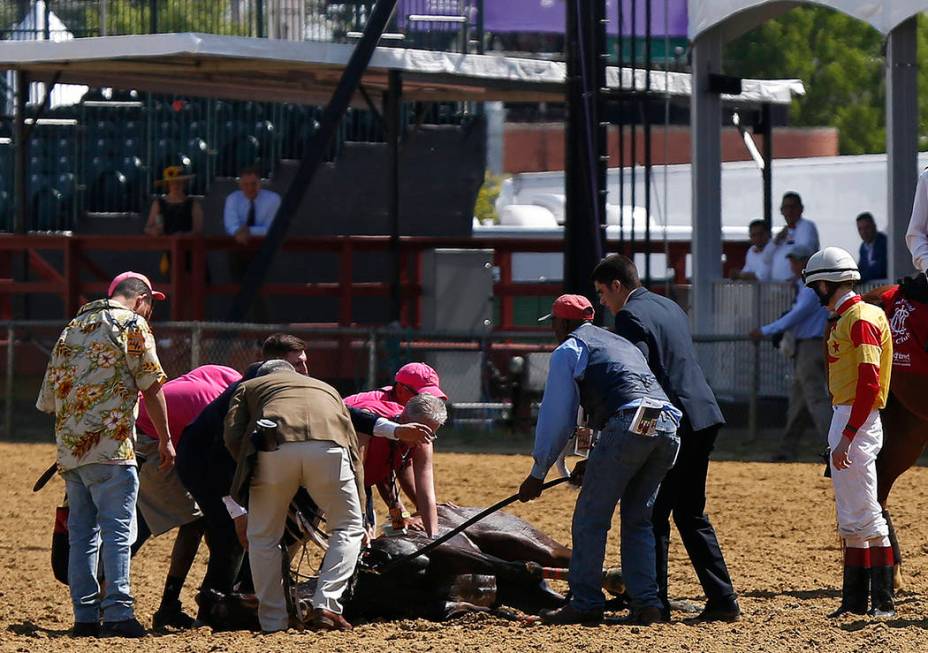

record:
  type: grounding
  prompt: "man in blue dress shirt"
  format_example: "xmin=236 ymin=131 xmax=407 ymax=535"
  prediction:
xmin=518 ymin=294 xmax=681 ymax=626
xmin=750 ymin=245 xmax=831 ymax=460
xmin=223 ymin=166 xmax=281 ymax=321
xmin=856 ymin=212 xmax=888 ymax=283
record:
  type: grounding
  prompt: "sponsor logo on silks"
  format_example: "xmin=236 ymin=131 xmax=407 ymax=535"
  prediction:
xmin=893 ymin=351 xmax=912 ymax=367
xmin=890 ymin=298 xmax=913 ymax=344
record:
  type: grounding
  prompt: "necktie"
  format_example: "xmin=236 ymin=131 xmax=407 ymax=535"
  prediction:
xmin=246 ymin=199 xmax=256 ymax=228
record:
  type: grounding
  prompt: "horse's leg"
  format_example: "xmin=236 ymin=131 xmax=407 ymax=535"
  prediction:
xmin=876 ymin=394 xmax=928 ymax=588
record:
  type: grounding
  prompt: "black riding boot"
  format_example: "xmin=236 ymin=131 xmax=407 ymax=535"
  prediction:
xmin=869 ymin=565 xmax=896 ymax=617
xmin=829 ymin=564 xmax=869 ymax=617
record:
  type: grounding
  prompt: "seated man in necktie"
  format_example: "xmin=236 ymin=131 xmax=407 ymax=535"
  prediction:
xmin=223 ymin=165 xmax=281 ymax=322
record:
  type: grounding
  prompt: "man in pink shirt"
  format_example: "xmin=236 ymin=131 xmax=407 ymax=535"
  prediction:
xmin=133 ymin=364 xmax=242 ymax=629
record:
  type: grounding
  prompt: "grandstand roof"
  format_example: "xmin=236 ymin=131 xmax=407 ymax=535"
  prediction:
xmin=0 ymin=32 xmax=804 ymax=106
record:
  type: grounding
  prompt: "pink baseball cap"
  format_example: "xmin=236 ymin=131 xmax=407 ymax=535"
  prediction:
xmin=537 ymin=294 xmax=594 ymax=322
xmin=393 ymin=362 xmax=447 ymax=400
xmin=108 ymin=271 xmax=166 ymax=301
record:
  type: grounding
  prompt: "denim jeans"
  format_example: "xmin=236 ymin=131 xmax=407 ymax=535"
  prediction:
xmin=569 ymin=413 xmax=680 ymax=613
xmin=62 ymin=463 xmax=139 ymax=623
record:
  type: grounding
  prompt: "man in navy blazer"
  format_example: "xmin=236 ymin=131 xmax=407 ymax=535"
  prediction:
xmin=856 ymin=212 xmax=888 ymax=282
xmin=592 ymin=254 xmax=739 ymax=622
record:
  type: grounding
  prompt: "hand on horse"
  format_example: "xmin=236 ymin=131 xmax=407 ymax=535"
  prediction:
xmin=395 ymin=423 xmax=434 ymax=446
xmin=158 ymin=438 xmax=176 ymax=472
xmin=831 ymin=437 xmax=852 ymax=471
xmin=569 ymin=459 xmax=587 ymax=487
xmin=405 ymin=515 xmax=426 ymax=533
xmin=233 ymin=514 xmax=248 ymax=551
xmin=748 ymin=328 xmax=764 ymax=342
xmin=518 ymin=474 xmax=544 ymax=503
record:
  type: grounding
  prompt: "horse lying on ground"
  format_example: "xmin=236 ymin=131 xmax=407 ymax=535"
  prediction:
xmin=199 ymin=503 xmax=624 ymax=629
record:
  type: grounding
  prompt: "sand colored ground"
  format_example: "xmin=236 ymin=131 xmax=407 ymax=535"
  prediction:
xmin=2 ymin=443 xmax=928 ymax=652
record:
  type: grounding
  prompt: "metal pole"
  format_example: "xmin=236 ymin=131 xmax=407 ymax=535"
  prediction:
xmin=227 ymin=0 xmax=401 ymax=322
xmin=886 ymin=18 xmax=919 ymax=280
xmin=191 ymin=323 xmax=202 ymax=368
xmin=5 ymin=325 xmax=13 ymax=439
xmin=13 ymin=70 xmax=28 ymax=235
xmin=257 ymin=0 xmax=265 ymax=38
xmin=387 ymin=70 xmax=403 ymax=323
xmin=761 ymin=103 xmax=773 ymax=231
xmin=643 ymin=0 xmax=652 ymax=286
xmin=617 ymin=0 xmax=625 ymax=249
xmin=367 ymin=329 xmax=377 ymax=389
xmin=150 ymin=0 xmax=158 ymax=33
xmin=475 ymin=0 xmax=485 ymax=54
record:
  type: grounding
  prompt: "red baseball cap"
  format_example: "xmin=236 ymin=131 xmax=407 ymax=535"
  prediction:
xmin=393 ymin=362 xmax=447 ymax=400
xmin=538 ymin=294 xmax=595 ymax=322
xmin=108 ymin=271 xmax=166 ymax=301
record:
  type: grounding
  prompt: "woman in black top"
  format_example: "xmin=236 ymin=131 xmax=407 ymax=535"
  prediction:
xmin=145 ymin=166 xmax=204 ymax=277
xmin=145 ymin=165 xmax=204 ymax=236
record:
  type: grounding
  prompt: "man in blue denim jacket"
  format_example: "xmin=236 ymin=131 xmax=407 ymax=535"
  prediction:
xmin=518 ymin=294 xmax=681 ymax=625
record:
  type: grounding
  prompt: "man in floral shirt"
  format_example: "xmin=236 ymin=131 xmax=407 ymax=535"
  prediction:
xmin=36 ymin=271 xmax=173 ymax=638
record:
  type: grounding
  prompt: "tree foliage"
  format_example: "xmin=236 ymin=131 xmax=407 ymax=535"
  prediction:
xmin=723 ymin=6 xmax=928 ymax=155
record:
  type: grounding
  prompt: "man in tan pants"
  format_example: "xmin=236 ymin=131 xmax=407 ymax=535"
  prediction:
xmin=224 ymin=360 xmax=365 ymax=632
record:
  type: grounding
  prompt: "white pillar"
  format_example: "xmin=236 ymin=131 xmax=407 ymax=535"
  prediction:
xmin=690 ymin=27 xmax=722 ymax=334
xmin=886 ymin=17 xmax=918 ymax=279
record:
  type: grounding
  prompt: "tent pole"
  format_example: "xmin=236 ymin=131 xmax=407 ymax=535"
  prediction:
xmin=13 ymin=70 xmax=28 ymax=235
xmin=386 ymin=70 xmax=403 ymax=323
xmin=226 ymin=0 xmax=400 ymax=322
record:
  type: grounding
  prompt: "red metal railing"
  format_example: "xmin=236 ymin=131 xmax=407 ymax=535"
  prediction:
xmin=0 ymin=234 xmax=748 ymax=329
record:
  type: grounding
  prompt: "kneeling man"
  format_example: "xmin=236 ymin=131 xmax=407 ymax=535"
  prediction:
xmin=224 ymin=360 xmax=365 ymax=632
xmin=518 ymin=295 xmax=681 ymax=625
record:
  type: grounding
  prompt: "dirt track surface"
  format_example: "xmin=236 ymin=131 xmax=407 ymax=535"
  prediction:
xmin=3 ymin=444 xmax=928 ymax=652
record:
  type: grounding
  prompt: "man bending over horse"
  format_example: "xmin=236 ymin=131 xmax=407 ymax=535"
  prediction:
xmin=803 ymin=247 xmax=895 ymax=618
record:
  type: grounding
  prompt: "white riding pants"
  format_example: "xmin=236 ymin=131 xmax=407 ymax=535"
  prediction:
xmin=827 ymin=405 xmax=888 ymax=545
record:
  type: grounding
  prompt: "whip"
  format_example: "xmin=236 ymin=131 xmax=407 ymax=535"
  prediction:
xmin=378 ymin=476 xmax=570 ymax=575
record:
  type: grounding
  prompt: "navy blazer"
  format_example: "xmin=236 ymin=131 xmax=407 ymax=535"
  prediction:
xmin=612 ymin=288 xmax=725 ymax=432
xmin=858 ymin=232 xmax=888 ymax=282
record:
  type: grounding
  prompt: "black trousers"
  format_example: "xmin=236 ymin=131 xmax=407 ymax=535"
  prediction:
xmin=652 ymin=421 xmax=736 ymax=610
xmin=175 ymin=438 xmax=251 ymax=595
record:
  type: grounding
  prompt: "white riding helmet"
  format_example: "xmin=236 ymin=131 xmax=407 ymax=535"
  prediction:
xmin=802 ymin=247 xmax=861 ymax=286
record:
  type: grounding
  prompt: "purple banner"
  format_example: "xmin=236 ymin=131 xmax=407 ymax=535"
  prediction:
xmin=484 ymin=0 xmax=688 ymax=36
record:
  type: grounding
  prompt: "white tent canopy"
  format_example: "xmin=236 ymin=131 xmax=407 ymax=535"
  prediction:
xmin=690 ymin=0 xmax=928 ymax=41
xmin=0 ymin=32 xmax=803 ymax=107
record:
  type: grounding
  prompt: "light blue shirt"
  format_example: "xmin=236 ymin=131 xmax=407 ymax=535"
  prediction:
xmin=760 ymin=281 xmax=829 ymax=340
xmin=223 ymin=188 xmax=281 ymax=236
xmin=530 ymin=336 xmax=681 ymax=480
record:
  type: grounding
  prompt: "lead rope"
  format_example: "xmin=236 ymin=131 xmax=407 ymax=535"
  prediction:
xmin=377 ymin=476 xmax=570 ymax=575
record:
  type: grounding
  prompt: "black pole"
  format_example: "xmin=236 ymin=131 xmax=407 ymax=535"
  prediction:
xmin=643 ymin=0 xmax=652 ymax=287
xmin=476 ymin=0 xmax=485 ymax=54
xmin=256 ymin=0 xmax=265 ymax=38
xmin=226 ymin=0 xmax=399 ymax=322
xmin=629 ymin=0 xmax=637 ymax=255
xmin=13 ymin=70 xmax=28 ymax=234
xmin=564 ymin=0 xmax=606 ymax=299
xmin=761 ymin=103 xmax=773 ymax=231
xmin=149 ymin=0 xmax=158 ymax=33
xmin=617 ymin=0 xmax=625 ymax=248
xmin=386 ymin=70 xmax=403 ymax=323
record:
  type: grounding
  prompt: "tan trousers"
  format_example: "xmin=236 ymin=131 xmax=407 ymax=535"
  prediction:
xmin=248 ymin=440 xmax=364 ymax=632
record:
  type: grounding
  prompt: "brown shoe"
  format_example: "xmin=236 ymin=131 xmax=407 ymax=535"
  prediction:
xmin=539 ymin=604 xmax=603 ymax=625
xmin=310 ymin=608 xmax=352 ymax=631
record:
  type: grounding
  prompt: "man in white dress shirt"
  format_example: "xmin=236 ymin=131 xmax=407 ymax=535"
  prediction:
xmin=767 ymin=192 xmax=820 ymax=282
xmin=906 ymin=168 xmax=928 ymax=275
xmin=731 ymin=220 xmax=773 ymax=281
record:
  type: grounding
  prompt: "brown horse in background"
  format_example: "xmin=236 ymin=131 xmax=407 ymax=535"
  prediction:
xmin=858 ymin=283 xmax=928 ymax=576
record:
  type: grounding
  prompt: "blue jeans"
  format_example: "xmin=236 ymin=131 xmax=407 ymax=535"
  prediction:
xmin=569 ymin=413 xmax=680 ymax=612
xmin=62 ymin=463 xmax=139 ymax=623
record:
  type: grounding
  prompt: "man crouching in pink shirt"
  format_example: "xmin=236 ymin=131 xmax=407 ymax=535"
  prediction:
xmin=133 ymin=364 xmax=242 ymax=629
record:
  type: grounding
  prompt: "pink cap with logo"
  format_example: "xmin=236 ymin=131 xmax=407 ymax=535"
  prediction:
xmin=107 ymin=271 xmax=166 ymax=301
xmin=393 ymin=362 xmax=447 ymax=400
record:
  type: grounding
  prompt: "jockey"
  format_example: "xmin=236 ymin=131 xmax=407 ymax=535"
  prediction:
xmin=344 ymin=363 xmax=447 ymax=537
xmin=803 ymin=247 xmax=895 ymax=618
